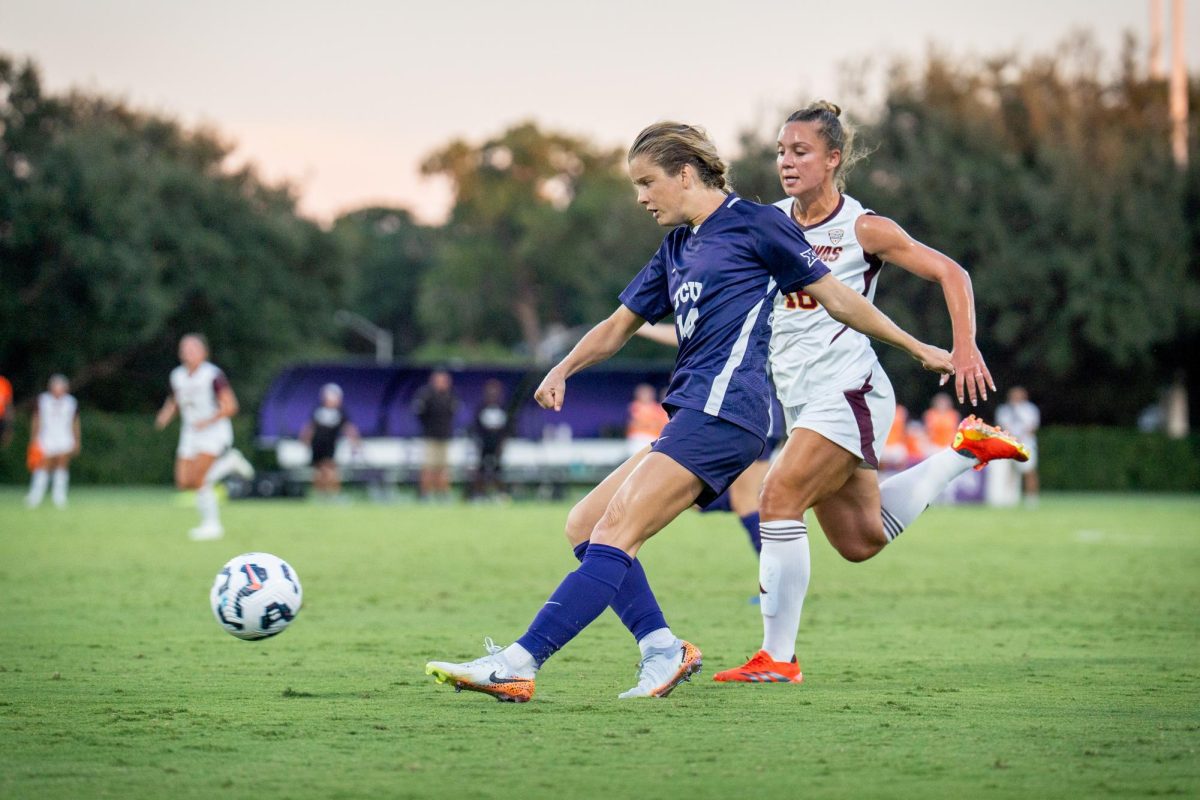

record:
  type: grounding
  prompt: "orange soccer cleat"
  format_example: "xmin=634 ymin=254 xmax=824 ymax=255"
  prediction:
xmin=712 ymin=650 xmax=803 ymax=684
xmin=952 ymin=415 xmax=1031 ymax=471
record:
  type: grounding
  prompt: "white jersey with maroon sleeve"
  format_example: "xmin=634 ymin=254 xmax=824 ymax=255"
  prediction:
xmin=37 ymin=392 xmax=78 ymax=457
xmin=170 ymin=361 xmax=234 ymax=457
xmin=769 ymin=193 xmax=884 ymax=405
xmin=768 ymin=194 xmax=896 ymax=468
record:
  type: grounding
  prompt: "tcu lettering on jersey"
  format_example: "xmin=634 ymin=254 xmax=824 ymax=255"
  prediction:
xmin=673 ymin=281 xmax=703 ymax=341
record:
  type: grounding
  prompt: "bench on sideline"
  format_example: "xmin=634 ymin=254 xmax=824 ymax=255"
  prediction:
xmin=273 ymin=437 xmax=632 ymax=488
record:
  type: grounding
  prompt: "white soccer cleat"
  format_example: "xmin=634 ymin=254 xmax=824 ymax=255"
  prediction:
xmin=618 ymin=639 xmax=703 ymax=698
xmin=188 ymin=523 xmax=224 ymax=541
xmin=226 ymin=449 xmax=256 ymax=480
xmin=426 ymin=638 xmax=536 ymax=703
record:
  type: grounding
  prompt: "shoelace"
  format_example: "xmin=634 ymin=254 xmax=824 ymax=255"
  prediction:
xmin=483 ymin=636 xmax=503 ymax=657
xmin=969 ymin=416 xmax=1017 ymax=439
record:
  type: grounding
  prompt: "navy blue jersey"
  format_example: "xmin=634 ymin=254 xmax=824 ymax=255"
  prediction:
xmin=620 ymin=194 xmax=829 ymax=438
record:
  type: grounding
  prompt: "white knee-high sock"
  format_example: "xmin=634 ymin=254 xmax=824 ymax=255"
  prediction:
xmin=51 ymin=469 xmax=69 ymax=507
xmin=196 ymin=484 xmax=220 ymax=526
xmin=27 ymin=469 xmax=49 ymax=507
xmin=758 ymin=520 xmax=810 ymax=663
xmin=204 ymin=452 xmax=236 ymax=484
xmin=878 ymin=448 xmax=975 ymax=540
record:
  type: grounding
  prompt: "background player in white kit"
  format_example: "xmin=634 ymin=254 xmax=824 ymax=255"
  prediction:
xmin=996 ymin=386 xmax=1041 ymax=506
xmin=26 ymin=374 xmax=80 ymax=509
xmin=154 ymin=334 xmax=254 ymax=540
xmin=713 ymin=102 xmax=1030 ymax=683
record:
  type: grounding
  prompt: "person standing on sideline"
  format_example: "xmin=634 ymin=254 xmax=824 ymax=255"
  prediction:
xmin=922 ymin=392 xmax=961 ymax=455
xmin=0 ymin=373 xmax=13 ymax=448
xmin=425 ymin=121 xmax=953 ymax=702
xmin=26 ymin=375 xmax=80 ymax=508
xmin=996 ymin=386 xmax=1040 ymax=506
xmin=411 ymin=369 xmax=458 ymax=501
xmin=155 ymin=334 xmax=254 ymax=540
xmin=468 ymin=379 xmax=512 ymax=501
xmin=299 ymin=383 xmax=361 ymax=500
xmin=625 ymin=383 xmax=669 ymax=456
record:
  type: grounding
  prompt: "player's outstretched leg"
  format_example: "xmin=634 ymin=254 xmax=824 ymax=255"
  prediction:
xmin=425 ymin=637 xmax=537 ymax=703
xmin=425 ymin=543 xmax=635 ymax=702
xmin=618 ymin=639 xmax=703 ymax=698
xmin=877 ymin=415 xmax=1029 ymax=542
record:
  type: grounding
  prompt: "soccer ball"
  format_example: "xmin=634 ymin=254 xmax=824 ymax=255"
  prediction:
xmin=210 ymin=552 xmax=303 ymax=640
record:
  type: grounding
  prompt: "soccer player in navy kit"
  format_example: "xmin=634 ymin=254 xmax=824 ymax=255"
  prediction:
xmin=426 ymin=122 xmax=953 ymax=702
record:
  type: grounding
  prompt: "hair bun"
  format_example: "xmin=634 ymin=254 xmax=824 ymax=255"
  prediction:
xmin=814 ymin=100 xmax=841 ymax=117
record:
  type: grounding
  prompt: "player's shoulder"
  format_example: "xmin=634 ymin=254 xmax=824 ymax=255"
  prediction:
xmin=840 ymin=193 xmax=872 ymax=217
xmin=728 ymin=194 xmax=784 ymax=221
xmin=726 ymin=196 xmax=795 ymax=239
xmin=199 ymin=361 xmax=226 ymax=379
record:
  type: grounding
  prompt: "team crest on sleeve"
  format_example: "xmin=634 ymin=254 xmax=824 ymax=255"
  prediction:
xmin=829 ymin=229 xmax=844 ymax=245
xmin=800 ymin=248 xmax=820 ymax=267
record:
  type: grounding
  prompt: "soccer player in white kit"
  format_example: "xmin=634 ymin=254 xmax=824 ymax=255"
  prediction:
xmin=996 ymin=386 xmax=1040 ymax=506
xmin=713 ymin=102 xmax=1030 ymax=683
xmin=26 ymin=374 xmax=80 ymax=508
xmin=154 ymin=334 xmax=254 ymax=540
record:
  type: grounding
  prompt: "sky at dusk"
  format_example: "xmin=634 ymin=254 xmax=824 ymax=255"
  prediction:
xmin=3 ymin=0 xmax=1196 ymax=223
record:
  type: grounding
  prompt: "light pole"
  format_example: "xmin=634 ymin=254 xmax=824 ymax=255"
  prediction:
xmin=335 ymin=310 xmax=394 ymax=364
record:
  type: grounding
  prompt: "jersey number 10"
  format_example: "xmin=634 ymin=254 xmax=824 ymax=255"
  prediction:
xmin=783 ymin=291 xmax=818 ymax=310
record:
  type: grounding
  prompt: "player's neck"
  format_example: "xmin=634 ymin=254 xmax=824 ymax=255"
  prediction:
xmin=790 ymin=185 xmax=840 ymax=228
xmin=687 ymin=189 xmax=730 ymax=229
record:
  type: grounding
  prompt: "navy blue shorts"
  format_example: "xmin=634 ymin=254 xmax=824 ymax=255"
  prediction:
xmin=652 ymin=408 xmax=766 ymax=509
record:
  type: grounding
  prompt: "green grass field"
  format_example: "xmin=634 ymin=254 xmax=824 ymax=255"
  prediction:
xmin=1 ymin=488 xmax=1198 ymax=799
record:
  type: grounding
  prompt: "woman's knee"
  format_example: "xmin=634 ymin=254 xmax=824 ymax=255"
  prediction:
xmin=564 ymin=501 xmax=595 ymax=546
xmin=759 ymin=478 xmax=812 ymax=521
xmin=588 ymin=498 xmax=641 ymax=550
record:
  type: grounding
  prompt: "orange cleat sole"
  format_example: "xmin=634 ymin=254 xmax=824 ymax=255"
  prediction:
xmin=426 ymin=666 xmax=535 ymax=703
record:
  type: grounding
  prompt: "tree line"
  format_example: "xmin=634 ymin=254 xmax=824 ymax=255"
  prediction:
xmin=1 ymin=35 xmax=1196 ymax=425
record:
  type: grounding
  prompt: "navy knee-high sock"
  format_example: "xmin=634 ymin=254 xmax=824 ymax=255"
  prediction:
xmin=516 ymin=544 xmax=632 ymax=666
xmin=573 ymin=542 xmax=668 ymax=642
xmin=739 ymin=511 xmax=762 ymax=554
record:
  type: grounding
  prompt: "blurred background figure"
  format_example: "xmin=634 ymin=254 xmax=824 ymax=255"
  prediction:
xmin=468 ymin=378 xmax=511 ymax=501
xmin=904 ymin=419 xmax=931 ymax=465
xmin=625 ymin=383 xmax=668 ymax=456
xmin=0 ymin=372 xmax=12 ymax=449
xmin=26 ymin=374 xmax=80 ymax=509
xmin=299 ymin=383 xmax=361 ymax=501
xmin=155 ymin=334 xmax=254 ymax=540
xmin=1164 ymin=370 xmax=1190 ymax=440
xmin=922 ymin=393 xmax=961 ymax=456
xmin=996 ymin=386 xmax=1041 ymax=507
xmin=412 ymin=369 xmax=458 ymax=501
xmin=879 ymin=404 xmax=910 ymax=471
